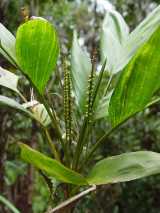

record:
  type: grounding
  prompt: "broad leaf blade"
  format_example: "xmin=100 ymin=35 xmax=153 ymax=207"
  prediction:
xmin=101 ymin=9 xmax=129 ymax=73
xmin=0 ymin=23 xmax=17 ymax=66
xmin=0 ymin=66 xmax=19 ymax=93
xmin=19 ymin=143 xmax=88 ymax=185
xmin=87 ymin=151 xmax=160 ymax=185
xmin=16 ymin=19 xmax=59 ymax=94
xmin=71 ymin=31 xmax=91 ymax=112
xmin=109 ymin=26 xmax=160 ymax=127
xmin=116 ymin=5 xmax=160 ymax=72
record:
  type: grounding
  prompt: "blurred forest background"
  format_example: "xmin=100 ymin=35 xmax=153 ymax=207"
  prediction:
xmin=1 ymin=0 xmax=160 ymax=212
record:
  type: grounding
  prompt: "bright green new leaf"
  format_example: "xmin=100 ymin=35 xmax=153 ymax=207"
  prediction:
xmin=71 ymin=31 xmax=91 ymax=112
xmin=0 ymin=23 xmax=17 ymax=66
xmin=16 ymin=18 xmax=59 ymax=94
xmin=87 ymin=151 xmax=160 ymax=185
xmin=109 ymin=26 xmax=160 ymax=127
xmin=101 ymin=9 xmax=129 ymax=73
xmin=19 ymin=143 xmax=88 ymax=185
xmin=0 ymin=66 xmax=19 ymax=93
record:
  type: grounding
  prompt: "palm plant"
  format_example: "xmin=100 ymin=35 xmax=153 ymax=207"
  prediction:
xmin=1 ymin=4 xmax=160 ymax=212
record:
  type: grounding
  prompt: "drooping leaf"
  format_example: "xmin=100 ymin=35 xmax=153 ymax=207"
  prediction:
xmin=109 ymin=26 xmax=160 ymax=127
xmin=115 ymin=5 xmax=160 ymax=72
xmin=22 ymin=100 xmax=51 ymax=127
xmin=19 ymin=143 xmax=88 ymax=185
xmin=0 ymin=66 xmax=19 ymax=93
xmin=0 ymin=96 xmax=48 ymax=126
xmin=87 ymin=151 xmax=160 ymax=185
xmin=0 ymin=23 xmax=17 ymax=66
xmin=101 ymin=9 xmax=129 ymax=73
xmin=0 ymin=95 xmax=33 ymax=115
xmin=16 ymin=18 xmax=59 ymax=94
xmin=71 ymin=31 xmax=91 ymax=112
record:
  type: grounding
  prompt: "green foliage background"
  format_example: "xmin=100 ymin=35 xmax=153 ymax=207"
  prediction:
xmin=1 ymin=0 xmax=160 ymax=212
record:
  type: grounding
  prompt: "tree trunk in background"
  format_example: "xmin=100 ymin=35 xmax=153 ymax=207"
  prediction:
xmin=15 ymin=122 xmax=37 ymax=213
xmin=0 ymin=110 xmax=8 ymax=213
xmin=15 ymin=168 xmax=33 ymax=213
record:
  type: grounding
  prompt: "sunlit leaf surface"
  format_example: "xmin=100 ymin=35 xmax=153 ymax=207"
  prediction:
xmin=20 ymin=143 xmax=88 ymax=185
xmin=87 ymin=151 xmax=160 ymax=185
xmin=109 ymin=27 xmax=160 ymax=127
xmin=16 ymin=19 xmax=59 ymax=94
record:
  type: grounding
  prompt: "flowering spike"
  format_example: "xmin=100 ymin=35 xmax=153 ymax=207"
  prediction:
xmin=63 ymin=59 xmax=72 ymax=145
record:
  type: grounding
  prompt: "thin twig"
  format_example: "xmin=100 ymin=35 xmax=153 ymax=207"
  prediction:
xmin=18 ymin=91 xmax=28 ymax=103
xmin=48 ymin=185 xmax=96 ymax=213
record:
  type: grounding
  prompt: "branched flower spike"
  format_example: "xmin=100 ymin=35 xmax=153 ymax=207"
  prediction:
xmin=63 ymin=59 xmax=72 ymax=146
